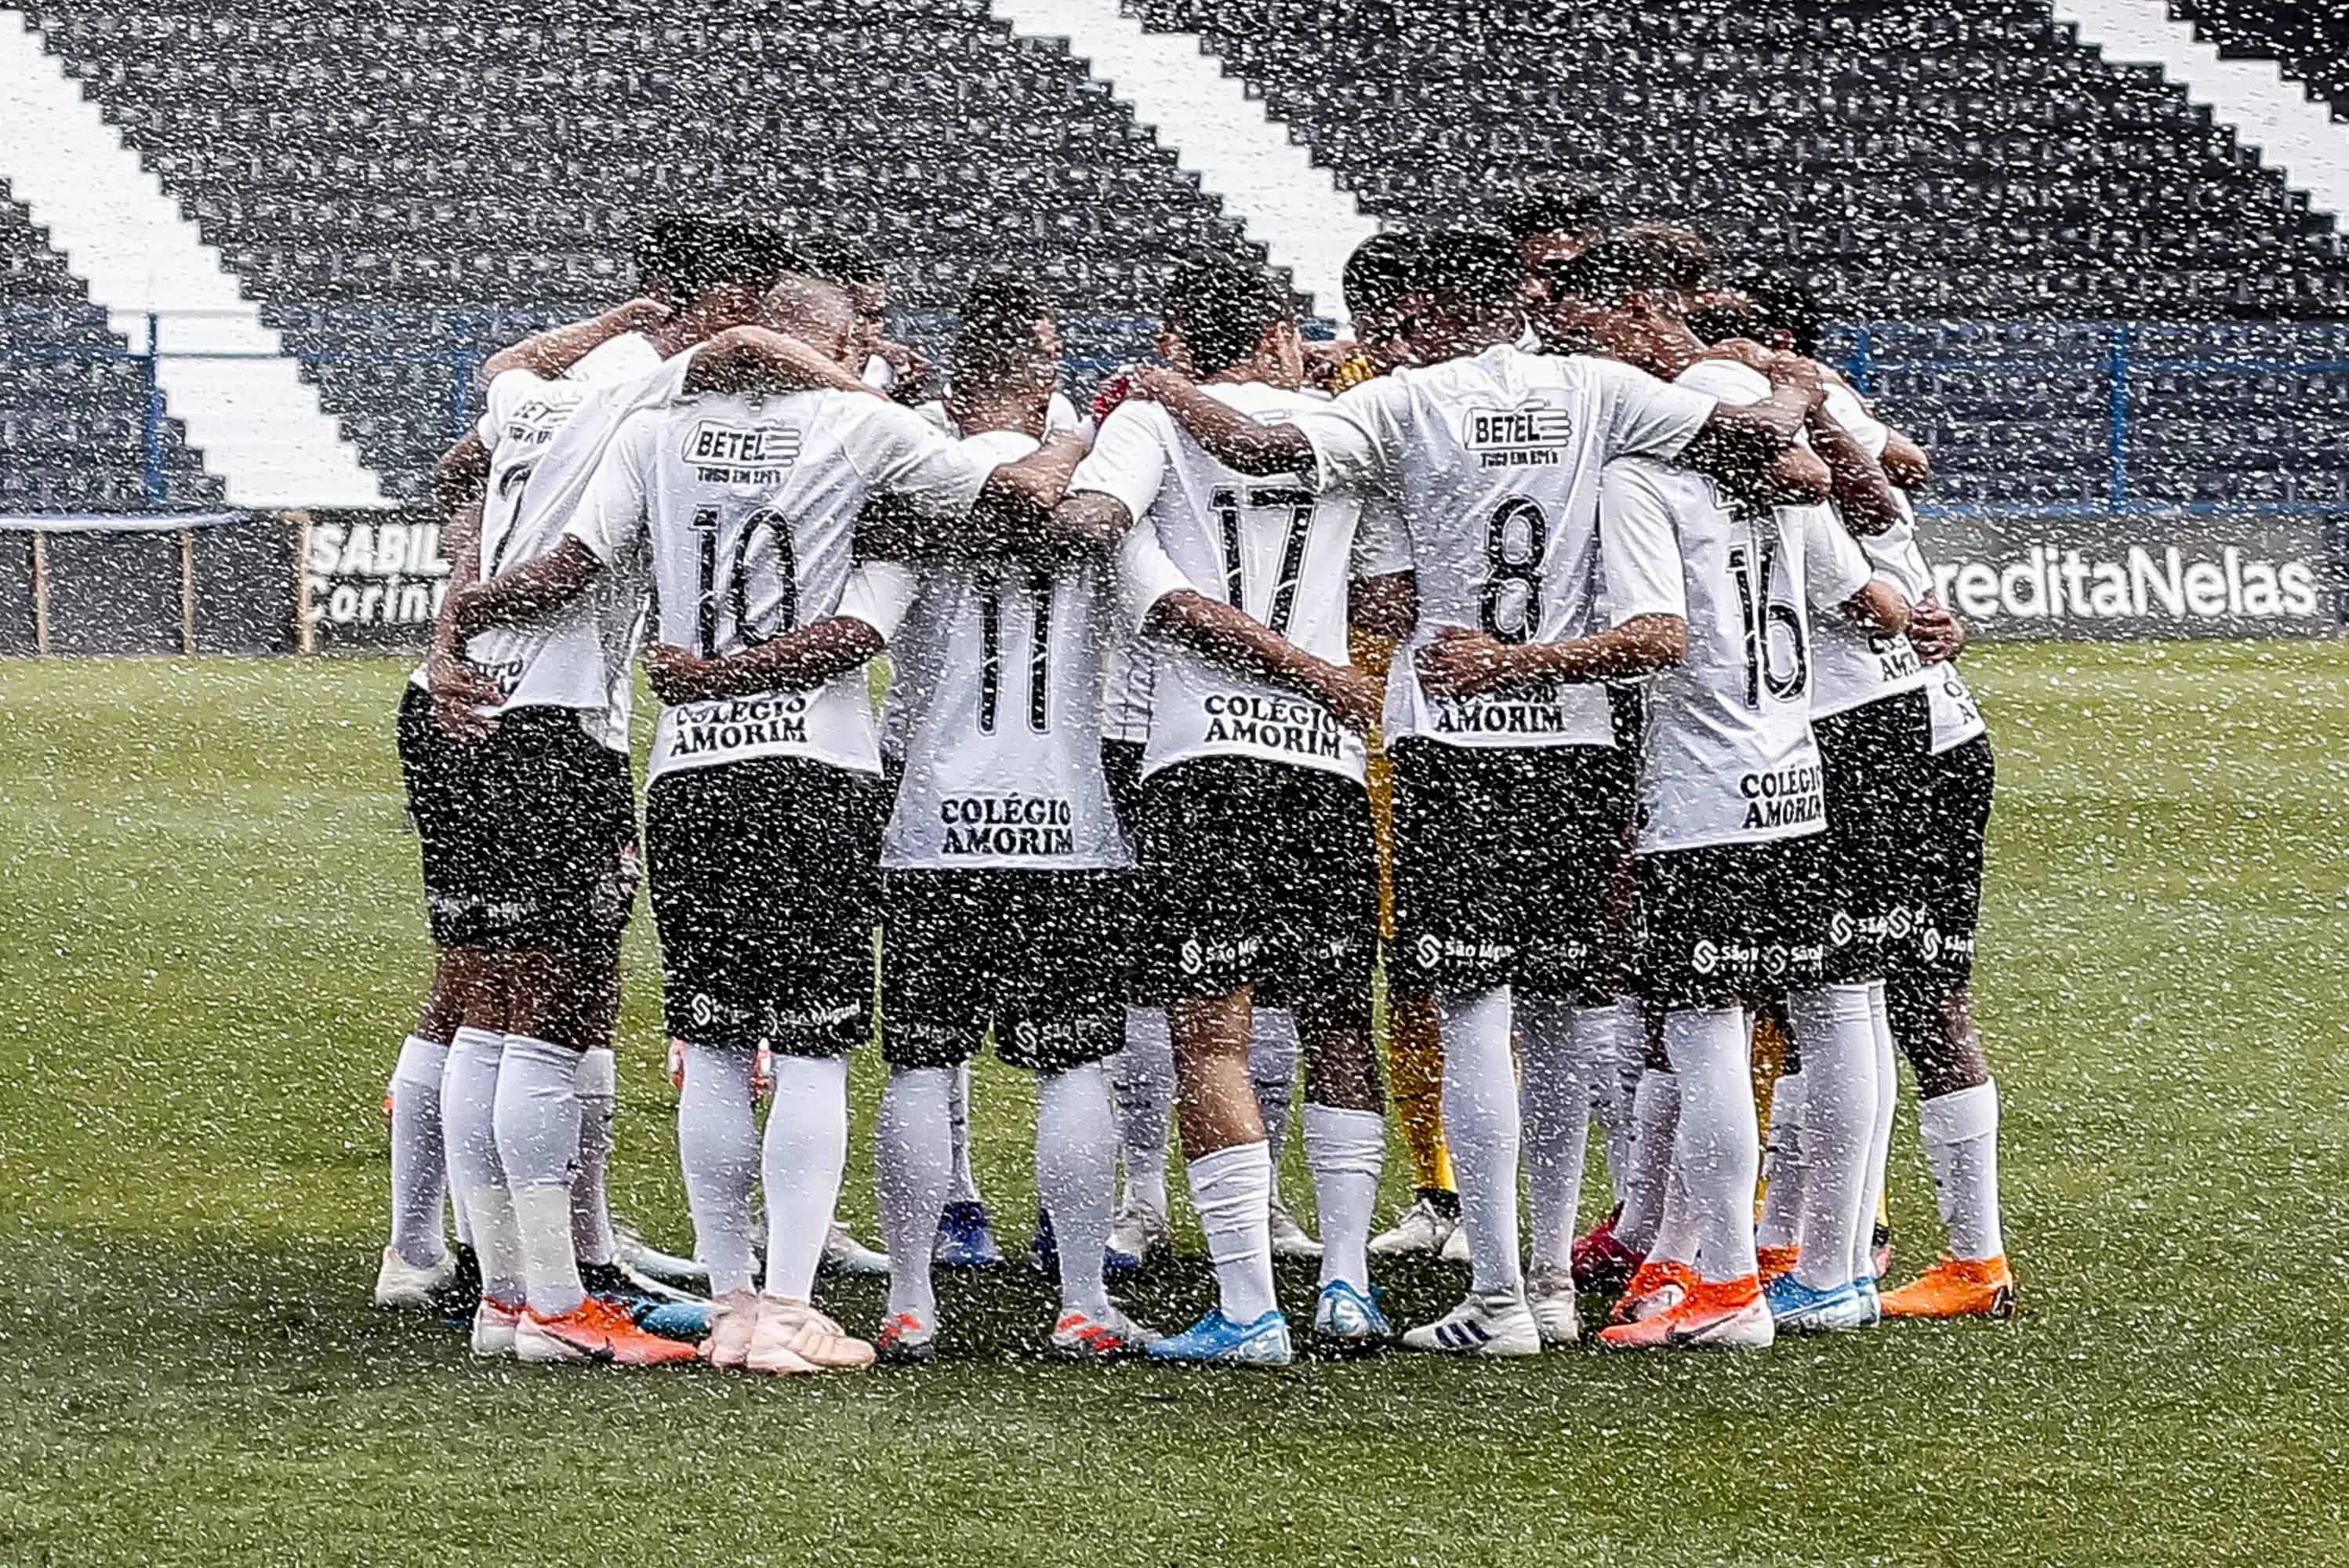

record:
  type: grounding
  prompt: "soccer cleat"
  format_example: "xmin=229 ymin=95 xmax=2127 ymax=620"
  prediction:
xmin=372 ymin=1246 xmax=457 ymax=1311
xmin=748 ymin=1296 xmax=875 ymax=1374
xmin=1879 ymin=1253 xmax=2017 ymax=1320
xmin=612 ymin=1218 xmax=712 ymax=1296
xmin=699 ymin=1290 xmax=760 ymax=1368
xmin=1526 ymin=1268 xmax=1581 ymax=1348
xmin=1596 ymin=1275 xmax=1775 ymax=1351
xmin=1268 ymin=1195 xmax=1323 ymax=1261
xmin=1369 ymin=1194 xmax=1460 ymax=1258
xmin=1145 ymin=1308 xmax=1294 ymax=1367
xmin=1028 ymin=1205 xmax=1058 ymax=1274
xmin=1400 ymin=1290 xmax=1542 ymax=1356
xmin=635 ymin=1298 xmax=716 ymax=1341
xmin=1570 ymin=1207 xmax=1642 ymax=1295
xmin=934 ymin=1200 xmax=1004 ymax=1269
xmin=1853 ymin=1274 xmax=1882 ymax=1327
xmin=582 ymin=1255 xmax=703 ymax=1305
xmin=1763 ymin=1273 xmax=1875 ymax=1334
xmin=1756 ymin=1244 xmax=1802 ymax=1286
xmin=1049 ymin=1305 xmax=1162 ymax=1362
xmin=470 ymin=1296 xmax=521 ymax=1358
xmin=819 ymin=1220 xmax=891 ymax=1277
xmin=1439 ymin=1222 xmax=1472 ymax=1265
xmin=1611 ymin=1258 xmax=1700 ymax=1325
xmin=514 ymin=1297 xmax=702 ymax=1367
xmin=1311 ymin=1280 xmax=1391 ymax=1352
xmin=1106 ymin=1199 xmax=1171 ymax=1275
xmin=874 ymin=1311 xmax=939 ymax=1367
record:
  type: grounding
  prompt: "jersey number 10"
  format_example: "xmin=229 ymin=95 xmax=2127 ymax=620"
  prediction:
xmin=691 ymin=506 xmax=797 ymax=658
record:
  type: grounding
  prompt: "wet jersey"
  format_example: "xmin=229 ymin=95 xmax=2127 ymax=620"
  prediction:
xmin=1602 ymin=456 xmax=1874 ymax=854
xmin=882 ymin=429 xmax=1131 ymax=871
xmin=1298 ymin=343 xmax=1713 ymax=750
xmin=1073 ymin=380 xmax=1387 ymax=785
xmin=1879 ymin=484 xmax=1989 ymax=756
xmin=1808 ymin=380 xmax=1928 ymax=719
xmin=567 ymin=387 xmax=989 ymax=781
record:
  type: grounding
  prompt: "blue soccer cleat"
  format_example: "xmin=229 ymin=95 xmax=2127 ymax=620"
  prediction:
xmin=635 ymin=1298 xmax=717 ymax=1341
xmin=1854 ymin=1274 xmax=1883 ymax=1327
xmin=1310 ymin=1280 xmax=1391 ymax=1353
xmin=1028 ymin=1205 xmax=1058 ymax=1274
xmin=1765 ymin=1272 xmax=1874 ymax=1334
xmin=1145 ymin=1308 xmax=1294 ymax=1367
xmin=935 ymin=1200 xmax=1005 ymax=1269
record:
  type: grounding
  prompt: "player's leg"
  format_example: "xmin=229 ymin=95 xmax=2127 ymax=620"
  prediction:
xmin=1110 ymin=1005 xmax=1177 ymax=1266
xmin=934 ymin=1058 xmax=1004 ymax=1268
xmin=1752 ymin=1004 xmax=1806 ymax=1283
xmin=1774 ymin=979 xmax=1881 ymax=1331
xmin=1366 ymin=733 xmax=1461 ymax=1260
xmin=1517 ymin=996 xmax=1604 ymax=1344
xmin=1250 ymin=1004 xmax=1320 ymax=1259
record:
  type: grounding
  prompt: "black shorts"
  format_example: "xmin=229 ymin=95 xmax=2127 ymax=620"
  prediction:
xmin=1389 ymin=739 xmax=1628 ymax=1000
xmin=880 ymin=869 xmax=1131 ymax=1070
xmin=1633 ymin=835 xmax=1832 ymax=1011
xmin=1912 ymin=731 xmax=1993 ymax=990
xmin=644 ymin=757 xmax=885 ymax=1058
xmin=1131 ymin=756 xmax=1378 ymax=1004
xmin=396 ymin=685 xmax=637 ymax=950
xmin=1812 ymin=689 xmax=1934 ymax=983
xmin=1101 ymin=739 xmax=1146 ymax=837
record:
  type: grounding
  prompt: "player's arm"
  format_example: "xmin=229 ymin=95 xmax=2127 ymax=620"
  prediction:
xmin=1837 ymin=579 xmax=1910 ymax=636
xmin=1798 ymin=501 xmax=1912 ymax=637
xmin=1144 ymin=590 xmax=1381 ymax=733
xmin=1131 ymin=366 xmax=1316 ymax=477
xmin=1879 ymin=428 xmax=1932 ymax=492
xmin=445 ymin=538 xmax=601 ymax=637
xmin=425 ymin=434 xmax=503 ymax=736
xmin=1804 ymin=402 xmax=1904 ymax=535
xmin=445 ymin=412 xmax=657 ymax=637
xmin=647 ymin=557 xmax=914 ymax=703
xmin=477 ymin=298 xmax=667 ymax=383
xmin=684 ymin=325 xmax=879 ymax=397
xmin=1675 ymin=358 xmax=1826 ymax=494
xmin=1907 ymin=598 xmax=1967 ymax=662
xmin=957 ymin=434 xmax=1094 ymax=555
xmin=1350 ymin=570 xmax=1417 ymax=641
xmin=1415 ymin=614 xmax=1686 ymax=698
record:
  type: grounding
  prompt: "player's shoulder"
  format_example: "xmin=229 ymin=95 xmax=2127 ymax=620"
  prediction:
xmin=567 ymin=330 xmax=663 ymax=387
xmin=957 ymin=426 xmax=1041 ymax=464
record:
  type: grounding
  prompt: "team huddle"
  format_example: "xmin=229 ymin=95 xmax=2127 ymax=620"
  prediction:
xmin=372 ymin=187 xmax=2017 ymax=1372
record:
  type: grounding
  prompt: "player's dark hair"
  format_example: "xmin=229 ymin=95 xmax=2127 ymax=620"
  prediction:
xmin=1549 ymin=224 xmax=1713 ymax=310
xmin=1162 ymin=256 xmax=1292 ymax=376
xmin=1342 ymin=230 xmax=1422 ymax=324
xmin=655 ymin=216 xmax=802 ymax=300
xmin=955 ymin=275 xmax=1055 ymax=392
xmin=1721 ymin=271 xmax=1824 ymax=358
xmin=1414 ymin=225 xmax=1521 ymax=315
xmin=801 ymin=234 xmax=884 ymax=288
xmin=1491 ymin=177 xmax=1610 ymax=244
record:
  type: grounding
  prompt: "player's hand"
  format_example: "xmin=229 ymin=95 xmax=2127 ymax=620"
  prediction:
xmin=1415 ymin=626 xmax=1520 ymax=700
xmin=875 ymin=340 xmax=931 ymax=403
xmin=1313 ymin=662 xmax=1384 ymax=735
xmin=1131 ymin=365 xmax=1195 ymax=404
xmin=608 ymin=296 xmax=672 ymax=333
xmin=645 ymin=642 xmax=728 ymax=706
xmin=1302 ymin=339 xmax=1367 ymax=393
xmin=666 ymin=1037 xmax=688 ymax=1093
xmin=1765 ymin=350 xmax=1827 ymax=406
xmin=1090 ymin=366 xmax=1146 ymax=425
xmin=427 ymin=643 xmax=501 ymax=741
xmin=1908 ymin=601 xmax=1968 ymax=663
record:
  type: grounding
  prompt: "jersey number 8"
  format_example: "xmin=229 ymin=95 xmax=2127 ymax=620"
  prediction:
xmin=1480 ymin=497 xmax=1546 ymax=644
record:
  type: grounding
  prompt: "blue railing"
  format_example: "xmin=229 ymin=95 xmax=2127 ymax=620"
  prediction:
xmin=5 ymin=307 xmax=2347 ymax=514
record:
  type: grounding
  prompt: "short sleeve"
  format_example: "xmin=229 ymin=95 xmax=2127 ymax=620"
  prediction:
xmin=562 ymin=409 xmax=656 ymax=565
xmin=837 ymin=560 xmax=919 ymax=642
xmin=1069 ymin=401 xmax=1173 ymax=521
xmin=1592 ymin=356 xmax=1716 ymax=461
xmin=1298 ymin=375 xmax=1407 ymax=496
xmin=1110 ymin=518 xmax=1196 ymax=634
xmin=1794 ymin=504 xmax=1874 ymax=612
xmin=841 ymin=397 xmax=992 ymax=519
xmin=1596 ymin=460 xmax=1689 ymax=626
xmin=1350 ymin=492 xmax=1413 ymax=580
xmin=478 ymin=368 xmax=548 ymax=450
xmin=1819 ymin=382 xmax=1890 ymax=460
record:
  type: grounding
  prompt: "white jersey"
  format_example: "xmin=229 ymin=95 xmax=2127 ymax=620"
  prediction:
xmin=1807 ymin=381 xmax=1927 ymax=719
xmin=432 ymin=332 xmax=666 ymax=750
xmin=567 ymin=387 xmax=989 ymax=781
xmin=1875 ymin=474 xmax=1990 ymax=757
xmin=1602 ymin=456 xmax=1875 ymax=854
xmin=1074 ymin=380 xmax=1387 ymax=785
xmin=1298 ymin=343 xmax=1713 ymax=749
xmin=883 ymin=429 xmax=1130 ymax=871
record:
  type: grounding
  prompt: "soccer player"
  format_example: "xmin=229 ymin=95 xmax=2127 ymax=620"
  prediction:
xmin=1055 ymin=257 xmax=1396 ymax=1366
xmin=858 ymin=277 xmax=1156 ymax=1362
xmin=436 ymin=220 xmax=833 ymax=1367
xmin=1136 ymin=227 xmax=1822 ymax=1353
xmin=1579 ymin=350 xmax=1912 ymax=1349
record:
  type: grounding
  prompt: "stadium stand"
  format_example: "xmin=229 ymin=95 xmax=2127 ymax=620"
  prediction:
xmin=1 ymin=0 xmax=2345 ymax=514
xmin=2167 ymin=0 xmax=2349 ymax=124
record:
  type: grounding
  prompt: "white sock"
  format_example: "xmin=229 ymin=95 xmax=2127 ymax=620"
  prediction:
xmin=876 ymin=1066 xmax=953 ymax=1323
xmin=442 ymin=1027 xmax=520 ymax=1303
xmin=1919 ymin=1080 xmax=2006 ymax=1262
xmin=451 ymin=1178 xmax=474 ymax=1250
xmin=1188 ymin=1142 xmax=1277 ymax=1323
xmin=388 ymin=1035 xmax=450 ymax=1269
xmin=1615 ymin=1067 xmax=1680 ymax=1255
xmin=761 ymin=1054 xmax=849 ymax=1302
xmin=1662 ymin=1007 xmax=1759 ymax=1285
xmin=1437 ymin=984 xmax=1523 ymax=1298
xmin=1595 ymin=996 xmax=1645 ymax=1205
xmin=1853 ymin=979 xmax=1900 ymax=1281
xmin=1249 ymin=1006 xmax=1300 ymax=1189
xmin=946 ymin=1060 xmax=982 ymax=1208
xmin=570 ymin=1046 xmax=619 ymax=1269
xmin=1517 ymin=998 xmax=1595 ymax=1279
xmin=1755 ymin=1070 xmax=1807 ymax=1252
xmin=1302 ymin=1104 xmax=1381 ymax=1294
xmin=1036 ymin=1062 xmax=1118 ymax=1319
xmin=1647 ymin=1165 xmax=1701 ymax=1269
xmin=676 ymin=1041 xmax=760 ymax=1297
xmin=1115 ymin=1006 xmax=1173 ymax=1218
xmin=1788 ymin=985 xmax=1878 ymax=1292
xmin=494 ymin=1034 xmax=586 ymax=1318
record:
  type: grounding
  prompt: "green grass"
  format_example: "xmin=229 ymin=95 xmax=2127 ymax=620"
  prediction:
xmin=2 ymin=642 xmax=2346 ymax=1566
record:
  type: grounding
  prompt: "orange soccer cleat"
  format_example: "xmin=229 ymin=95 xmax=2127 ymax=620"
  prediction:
xmin=1756 ymin=1244 xmax=1801 ymax=1285
xmin=1611 ymin=1258 xmax=1701 ymax=1325
xmin=514 ymin=1297 xmax=702 ymax=1367
xmin=1597 ymin=1274 xmax=1774 ymax=1352
xmin=1879 ymin=1254 xmax=2017 ymax=1320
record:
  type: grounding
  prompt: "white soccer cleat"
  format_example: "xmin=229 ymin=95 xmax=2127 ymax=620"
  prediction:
xmin=1400 ymin=1288 xmax=1542 ymax=1356
xmin=373 ymin=1246 xmax=456 ymax=1310
xmin=1368 ymin=1195 xmax=1460 ymax=1258
xmin=1049 ymin=1305 xmax=1162 ymax=1362
xmin=699 ymin=1288 xmax=760 ymax=1369
xmin=470 ymin=1297 xmax=520 ymax=1358
xmin=748 ymin=1295 xmax=875 ymax=1374
xmin=1527 ymin=1269 xmax=1581 ymax=1348
xmin=1440 ymin=1222 xmax=1472 ymax=1265
xmin=820 ymin=1221 xmax=891 ymax=1276
xmin=1106 ymin=1198 xmax=1171 ymax=1272
xmin=1267 ymin=1195 xmax=1323 ymax=1261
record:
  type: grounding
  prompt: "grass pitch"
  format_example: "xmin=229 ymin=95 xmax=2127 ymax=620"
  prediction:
xmin=2 ymin=641 xmax=2346 ymax=1566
